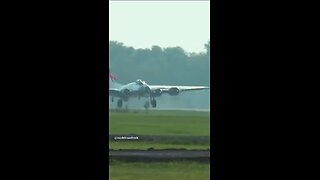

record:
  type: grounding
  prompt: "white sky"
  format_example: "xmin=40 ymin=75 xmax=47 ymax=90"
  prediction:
xmin=109 ymin=1 xmax=210 ymax=53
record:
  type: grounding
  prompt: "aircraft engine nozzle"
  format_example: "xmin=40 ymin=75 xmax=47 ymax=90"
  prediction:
xmin=168 ymin=87 xmax=179 ymax=96
xmin=152 ymin=89 xmax=162 ymax=97
xmin=122 ymin=89 xmax=130 ymax=101
xmin=139 ymin=86 xmax=151 ymax=96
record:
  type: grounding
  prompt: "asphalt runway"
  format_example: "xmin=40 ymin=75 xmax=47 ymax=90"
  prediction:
xmin=109 ymin=149 xmax=210 ymax=163
xmin=109 ymin=134 xmax=210 ymax=144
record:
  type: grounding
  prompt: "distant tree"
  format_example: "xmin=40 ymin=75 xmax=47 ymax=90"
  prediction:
xmin=109 ymin=40 xmax=210 ymax=86
xmin=204 ymin=40 xmax=210 ymax=57
xmin=151 ymin=45 xmax=162 ymax=55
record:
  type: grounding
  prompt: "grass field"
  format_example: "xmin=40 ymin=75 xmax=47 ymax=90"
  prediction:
xmin=109 ymin=161 xmax=210 ymax=180
xmin=109 ymin=110 xmax=210 ymax=136
xmin=109 ymin=110 xmax=210 ymax=149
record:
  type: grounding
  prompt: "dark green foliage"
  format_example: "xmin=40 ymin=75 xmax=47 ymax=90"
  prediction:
xmin=109 ymin=41 xmax=210 ymax=86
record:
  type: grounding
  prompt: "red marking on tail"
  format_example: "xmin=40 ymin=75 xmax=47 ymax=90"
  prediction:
xmin=109 ymin=72 xmax=117 ymax=81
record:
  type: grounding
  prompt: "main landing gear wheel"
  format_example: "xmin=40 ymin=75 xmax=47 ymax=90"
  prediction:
xmin=117 ymin=99 xmax=123 ymax=108
xmin=151 ymin=99 xmax=157 ymax=108
xmin=144 ymin=101 xmax=150 ymax=109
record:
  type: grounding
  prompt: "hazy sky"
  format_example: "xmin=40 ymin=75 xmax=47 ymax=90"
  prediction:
xmin=109 ymin=1 xmax=210 ymax=53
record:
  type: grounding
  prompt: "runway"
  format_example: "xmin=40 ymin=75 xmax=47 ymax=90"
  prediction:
xmin=109 ymin=134 xmax=210 ymax=144
xmin=109 ymin=149 xmax=210 ymax=163
xmin=109 ymin=107 xmax=210 ymax=112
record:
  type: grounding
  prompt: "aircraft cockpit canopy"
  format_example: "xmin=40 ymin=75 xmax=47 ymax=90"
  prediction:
xmin=135 ymin=79 xmax=144 ymax=86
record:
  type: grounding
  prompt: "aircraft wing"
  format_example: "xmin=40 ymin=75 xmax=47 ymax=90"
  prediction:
xmin=149 ymin=85 xmax=209 ymax=93
xmin=109 ymin=88 xmax=122 ymax=97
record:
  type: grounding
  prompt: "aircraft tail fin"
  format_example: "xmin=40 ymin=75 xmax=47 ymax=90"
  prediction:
xmin=109 ymin=69 xmax=117 ymax=81
xmin=109 ymin=69 xmax=123 ymax=88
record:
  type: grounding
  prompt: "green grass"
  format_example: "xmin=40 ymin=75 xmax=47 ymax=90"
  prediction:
xmin=109 ymin=110 xmax=210 ymax=136
xmin=109 ymin=161 xmax=210 ymax=180
xmin=109 ymin=141 xmax=210 ymax=150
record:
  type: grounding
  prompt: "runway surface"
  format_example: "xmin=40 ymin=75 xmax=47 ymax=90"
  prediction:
xmin=109 ymin=108 xmax=210 ymax=112
xmin=109 ymin=149 xmax=210 ymax=162
xmin=109 ymin=134 xmax=210 ymax=144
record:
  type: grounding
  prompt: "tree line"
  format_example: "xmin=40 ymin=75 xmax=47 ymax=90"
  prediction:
xmin=109 ymin=40 xmax=210 ymax=86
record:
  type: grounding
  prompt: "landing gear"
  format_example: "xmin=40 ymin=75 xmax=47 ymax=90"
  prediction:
xmin=117 ymin=99 xmax=123 ymax=108
xmin=144 ymin=101 xmax=150 ymax=112
xmin=149 ymin=95 xmax=157 ymax=108
xmin=151 ymin=99 xmax=157 ymax=108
